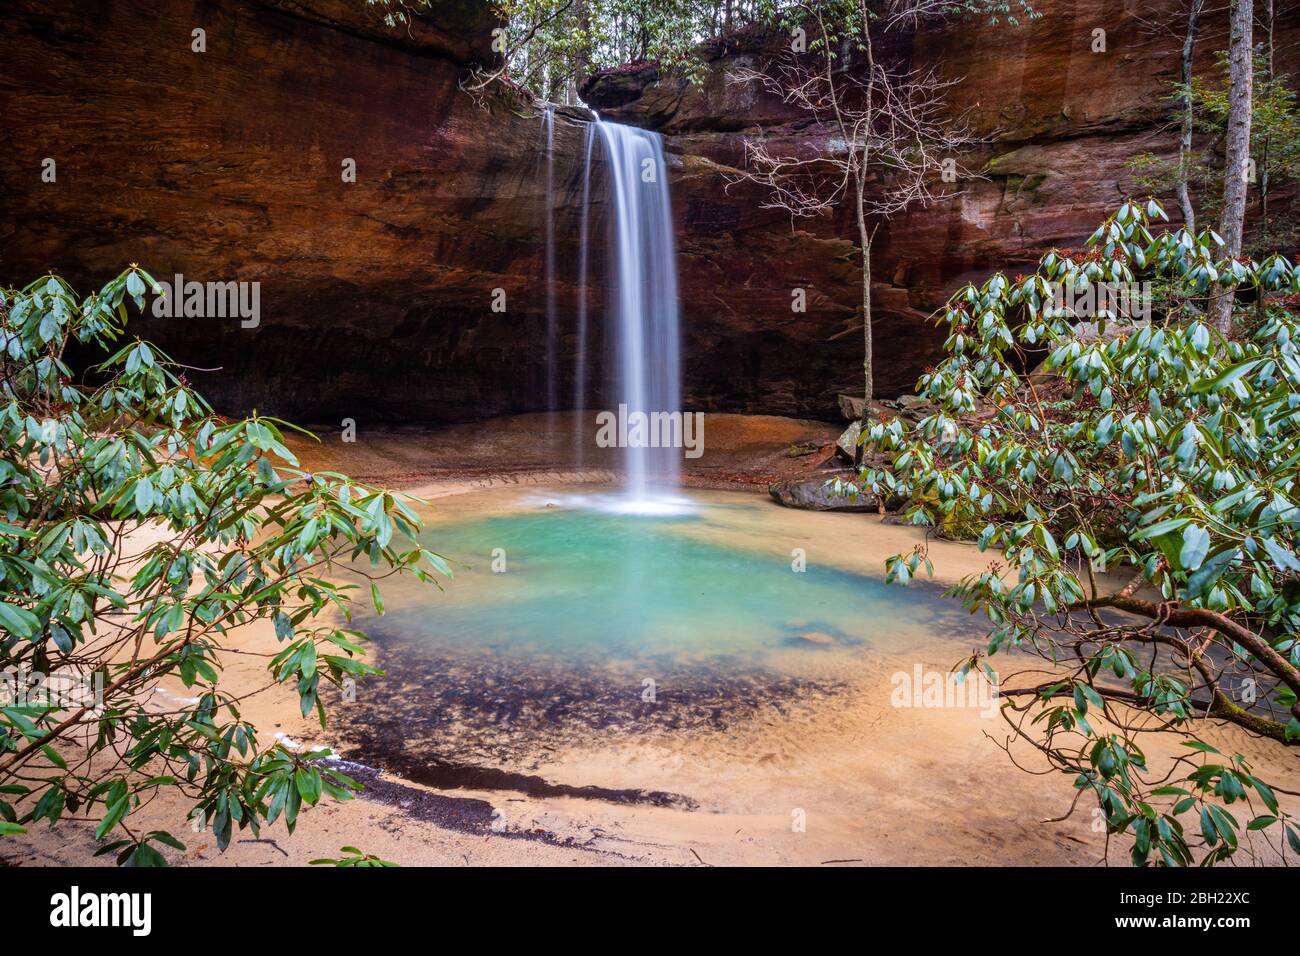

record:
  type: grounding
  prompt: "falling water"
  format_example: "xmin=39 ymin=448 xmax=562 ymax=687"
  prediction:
xmin=573 ymin=123 xmax=595 ymax=468
xmin=593 ymin=120 xmax=683 ymax=503
xmin=540 ymin=106 xmax=558 ymax=415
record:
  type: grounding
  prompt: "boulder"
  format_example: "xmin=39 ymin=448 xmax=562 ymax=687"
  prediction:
xmin=769 ymin=474 xmax=879 ymax=512
xmin=837 ymin=393 xmax=866 ymax=421
xmin=1074 ymin=319 xmax=1151 ymax=344
xmin=835 ymin=421 xmax=862 ymax=461
xmin=884 ymin=394 xmax=938 ymax=423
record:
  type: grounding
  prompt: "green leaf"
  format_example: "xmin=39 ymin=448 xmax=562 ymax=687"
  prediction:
xmin=1185 ymin=548 xmax=1238 ymax=598
xmin=1262 ymin=536 xmax=1300 ymax=572
xmin=41 ymin=746 xmax=67 ymax=771
xmin=1178 ymin=525 xmax=1210 ymax=572
xmin=0 ymin=603 xmax=40 ymax=639
xmin=1192 ymin=359 xmax=1259 ymax=395
xmin=1134 ymin=517 xmax=1190 ymax=541
xmin=295 ymin=767 xmax=322 ymax=806
xmin=95 ymin=794 xmax=130 ymax=840
xmin=148 ymin=830 xmax=187 ymax=851
xmin=124 ymin=843 xmax=168 ymax=867
xmin=1199 ymin=807 xmax=1218 ymax=846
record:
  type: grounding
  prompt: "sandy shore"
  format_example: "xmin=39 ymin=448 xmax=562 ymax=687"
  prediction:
xmin=7 ymin=418 xmax=1297 ymax=868
xmin=281 ymin=411 xmax=844 ymax=490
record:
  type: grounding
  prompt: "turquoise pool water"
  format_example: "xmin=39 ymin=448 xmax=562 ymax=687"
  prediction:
xmin=333 ymin=487 xmax=990 ymax=773
xmin=358 ymin=490 xmax=969 ymax=671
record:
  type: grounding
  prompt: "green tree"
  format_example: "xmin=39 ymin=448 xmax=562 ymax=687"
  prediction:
xmin=0 ymin=268 xmax=448 ymax=865
xmin=376 ymin=0 xmax=798 ymax=103
xmin=853 ymin=200 xmax=1300 ymax=865
xmin=1129 ymin=41 xmax=1300 ymax=271
xmin=1188 ymin=50 xmax=1300 ymax=255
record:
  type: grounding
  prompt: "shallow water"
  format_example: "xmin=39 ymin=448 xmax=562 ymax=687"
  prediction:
xmin=334 ymin=487 xmax=995 ymax=779
xmin=362 ymin=488 xmax=973 ymax=673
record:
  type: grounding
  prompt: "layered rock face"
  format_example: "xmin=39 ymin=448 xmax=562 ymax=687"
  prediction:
xmin=2 ymin=0 xmax=588 ymax=423
xmin=2 ymin=1 xmax=1295 ymax=424
xmin=587 ymin=4 xmax=1300 ymax=415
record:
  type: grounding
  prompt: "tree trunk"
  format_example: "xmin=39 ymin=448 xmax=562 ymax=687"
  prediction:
xmin=856 ymin=167 xmax=873 ymax=471
xmin=858 ymin=14 xmax=876 ymax=421
xmin=1208 ymin=0 xmax=1253 ymax=334
xmin=1256 ymin=0 xmax=1274 ymax=326
xmin=1259 ymin=0 xmax=1274 ymax=250
xmin=1176 ymin=0 xmax=1203 ymax=234
xmin=859 ymin=218 xmax=873 ymax=409
xmin=573 ymin=0 xmax=590 ymax=101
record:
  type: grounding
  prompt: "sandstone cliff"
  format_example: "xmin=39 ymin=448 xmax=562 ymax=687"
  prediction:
xmin=2 ymin=1 xmax=1294 ymax=423
xmin=585 ymin=3 xmax=1298 ymax=414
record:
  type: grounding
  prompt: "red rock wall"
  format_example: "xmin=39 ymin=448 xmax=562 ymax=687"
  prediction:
xmin=2 ymin=0 xmax=1295 ymax=424
xmin=592 ymin=1 xmax=1300 ymax=413
xmin=2 ymin=0 xmax=591 ymax=423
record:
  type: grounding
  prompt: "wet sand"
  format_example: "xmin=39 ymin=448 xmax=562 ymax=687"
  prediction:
xmin=282 ymin=411 xmax=843 ymax=490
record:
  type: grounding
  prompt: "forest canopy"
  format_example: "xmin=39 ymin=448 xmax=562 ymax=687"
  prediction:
xmin=370 ymin=0 xmax=1038 ymax=102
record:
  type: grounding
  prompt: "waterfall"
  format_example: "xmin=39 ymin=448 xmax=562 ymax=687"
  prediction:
xmin=574 ymin=123 xmax=595 ymax=468
xmin=593 ymin=120 xmax=683 ymax=502
xmin=540 ymin=106 xmax=558 ymax=415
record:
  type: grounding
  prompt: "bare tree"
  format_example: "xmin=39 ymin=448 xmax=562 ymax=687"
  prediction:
xmin=727 ymin=0 xmax=972 ymax=426
xmin=1208 ymin=0 xmax=1254 ymax=333
xmin=1256 ymin=0 xmax=1275 ymax=250
xmin=1177 ymin=0 xmax=1205 ymax=233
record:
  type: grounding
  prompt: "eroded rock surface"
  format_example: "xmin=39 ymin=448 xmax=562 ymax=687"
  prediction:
xmin=4 ymin=1 xmax=1294 ymax=423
